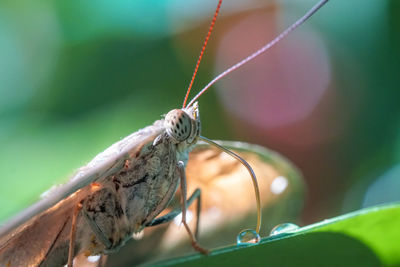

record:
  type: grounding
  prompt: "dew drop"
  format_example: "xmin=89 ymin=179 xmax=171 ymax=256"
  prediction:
xmin=269 ymin=223 xmax=299 ymax=236
xmin=236 ymin=229 xmax=260 ymax=246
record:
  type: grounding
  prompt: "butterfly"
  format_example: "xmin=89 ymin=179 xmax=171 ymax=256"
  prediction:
xmin=0 ymin=0 xmax=328 ymax=266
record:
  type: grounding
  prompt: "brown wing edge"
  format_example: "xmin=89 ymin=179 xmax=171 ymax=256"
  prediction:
xmin=0 ymin=120 xmax=164 ymax=248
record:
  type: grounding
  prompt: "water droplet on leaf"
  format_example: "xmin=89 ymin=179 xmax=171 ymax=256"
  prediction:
xmin=236 ymin=229 xmax=261 ymax=246
xmin=270 ymin=223 xmax=299 ymax=236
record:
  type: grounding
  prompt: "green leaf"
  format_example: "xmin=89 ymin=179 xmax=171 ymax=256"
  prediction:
xmin=152 ymin=202 xmax=400 ymax=266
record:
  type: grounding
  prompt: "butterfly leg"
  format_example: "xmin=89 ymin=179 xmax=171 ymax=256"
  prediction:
xmin=98 ymin=254 xmax=108 ymax=267
xmin=145 ymin=188 xmax=202 ymax=238
xmin=68 ymin=202 xmax=83 ymax=267
xmin=192 ymin=188 xmax=201 ymax=239
xmin=177 ymin=161 xmax=209 ymax=254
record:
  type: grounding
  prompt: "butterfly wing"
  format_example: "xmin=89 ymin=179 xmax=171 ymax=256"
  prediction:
xmin=0 ymin=120 xmax=164 ymax=266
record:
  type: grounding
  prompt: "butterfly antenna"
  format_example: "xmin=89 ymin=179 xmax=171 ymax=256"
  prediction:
xmin=187 ymin=0 xmax=329 ymax=108
xmin=182 ymin=0 xmax=222 ymax=108
xmin=199 ymin=136 xmax=262 ymax=234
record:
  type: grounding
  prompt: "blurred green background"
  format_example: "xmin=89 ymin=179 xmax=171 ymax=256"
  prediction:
xmin=0 ymin=0 xmax=399 ymax=230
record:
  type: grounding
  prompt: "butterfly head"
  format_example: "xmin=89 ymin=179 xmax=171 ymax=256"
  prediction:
xmin=164 ymin=102 xmax=200 ymax=145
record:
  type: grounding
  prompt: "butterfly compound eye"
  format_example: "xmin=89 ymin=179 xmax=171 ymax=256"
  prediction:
xmin=165 ymin=109 xmax=192 ymax=142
